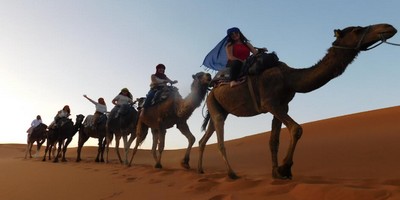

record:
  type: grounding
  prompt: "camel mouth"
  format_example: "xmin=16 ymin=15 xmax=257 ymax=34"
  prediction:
xmin=378 ymin=25 xmax=397 ymax=40
xmin=361 ymin=25 xmax=398 ymax=50
xmin=380 ymin=30 xmax=397 ymax=40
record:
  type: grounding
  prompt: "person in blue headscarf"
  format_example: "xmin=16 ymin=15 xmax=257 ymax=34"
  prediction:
xmin=202 ymin=27 xmax=267 ymax=87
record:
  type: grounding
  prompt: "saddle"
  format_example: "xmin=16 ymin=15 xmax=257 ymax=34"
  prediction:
xmin=150 ymin=86 xmax=178 ymax=106
xmin=210 ymin=52 xmax=280 ymax=88
xmin=55 ymin=117 xmax=71 ymax=128
xmin=119 ymin=104 xmax=136 ymax=116
xmin=83 ymin=114 xmax=107 ymax=128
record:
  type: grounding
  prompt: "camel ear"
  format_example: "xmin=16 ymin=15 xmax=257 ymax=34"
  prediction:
xmin=192 ymin=74 xmax=196 ymax=79
xmin=334 ymin=29 xmax=342 ymax=38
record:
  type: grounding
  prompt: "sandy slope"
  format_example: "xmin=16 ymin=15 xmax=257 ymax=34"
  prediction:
xmin=1 ymin=106 xmax=399 ymax=200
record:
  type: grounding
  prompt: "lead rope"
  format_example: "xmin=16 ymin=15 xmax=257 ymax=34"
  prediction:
xmin=381 ymin=34 xmax=400 ymax=46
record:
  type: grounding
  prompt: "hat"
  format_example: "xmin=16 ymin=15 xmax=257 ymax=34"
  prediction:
xmin=121 ymin=88 xmax=129 ymax=92
xmin=227 ymin=27 xmax=240 ymax=35
xmin=156 ymin=64 xmax=166 ymax=69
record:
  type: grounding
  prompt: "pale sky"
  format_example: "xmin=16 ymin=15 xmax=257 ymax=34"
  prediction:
xmin=1 ymin=0 xmax=399 ymax=149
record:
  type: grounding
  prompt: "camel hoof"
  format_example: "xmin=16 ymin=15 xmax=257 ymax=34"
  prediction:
xmin=76 ymin=159 xmax=81 ymax=162
xmin=228 ymin=172 xmax=240 ymax=180
xmin=154 ymin=163 xmax=163 ymax=169
xmin=180 ymin=161 xmax=190 ymax=170
xmin=197 ymin=169 xmax=204 ymax=174
xmin=272 ymin=165 xmax=293 ymax=180
xmin=95 ymin=159 xmax=100 ymax=163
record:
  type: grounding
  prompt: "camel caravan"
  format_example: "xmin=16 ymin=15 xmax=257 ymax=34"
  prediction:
xmin=25 ymin=23 xmax=397 ymax=180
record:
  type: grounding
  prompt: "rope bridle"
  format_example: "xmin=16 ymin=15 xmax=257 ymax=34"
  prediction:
xmin=332 ymin=26 xmax=400 ymax=51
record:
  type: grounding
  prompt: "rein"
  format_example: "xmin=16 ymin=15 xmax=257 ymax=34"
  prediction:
xmin=332 ymin=26 xmax=400 ymax=51
xmin=381 ymin=35 xmax=400 ymax=46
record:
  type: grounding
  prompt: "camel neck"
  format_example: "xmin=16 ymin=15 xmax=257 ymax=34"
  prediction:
xmin=178 ymin=86 xmax=207 ymax=118
xmin=290 ymin=47 xmax=359 ymax=93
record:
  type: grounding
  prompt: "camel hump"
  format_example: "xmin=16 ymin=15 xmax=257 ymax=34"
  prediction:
xmin=83 ymin=115 xmax=94 ymax=127
xmin=151 ymin=86 xmax=178 ymax=107
xmin=247 ymin=52 xmax=280 ymax=75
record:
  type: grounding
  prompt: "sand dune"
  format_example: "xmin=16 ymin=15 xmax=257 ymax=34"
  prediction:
xmin=1 ymin=106 xmax=400 ymax=200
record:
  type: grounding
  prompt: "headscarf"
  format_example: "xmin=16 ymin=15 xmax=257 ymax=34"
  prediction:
xmin=202 ymin=27 xmax=241 ymax=71
xmin=119 ymin=88 xmax=133 ymax=99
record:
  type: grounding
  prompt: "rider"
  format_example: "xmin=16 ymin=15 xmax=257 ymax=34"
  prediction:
xmin=26 ymin=115 xmax=42 ymax=142
xmin=142 ymin=64 xmax=178 ymax=108
xmin=83 ymin=94 xmax=107 ymax=129
xmin=49 ymin=105 xmax=71 ymax=129
xmin=110 ymin=88 xmax=134 ymax=119
xmin=225 ymin=27 xmax=265 ymax=87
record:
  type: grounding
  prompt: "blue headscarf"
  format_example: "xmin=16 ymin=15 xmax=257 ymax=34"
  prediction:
xmin=202 ymin=27 xmax=241 ymax=71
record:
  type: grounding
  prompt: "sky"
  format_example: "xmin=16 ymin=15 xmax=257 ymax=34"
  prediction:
xmin=1 ymin=0 xmax=399 ymax=150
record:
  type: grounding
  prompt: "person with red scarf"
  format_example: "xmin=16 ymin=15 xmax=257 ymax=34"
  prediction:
xmin=226 ymin=27 xmax=266 ymax=87
xmin=143 ymin=64 xmax=178 ymax=108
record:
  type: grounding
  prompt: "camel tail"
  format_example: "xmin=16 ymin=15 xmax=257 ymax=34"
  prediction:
xmin=137 ymin=124 xmax=149 ymax=146
xmin=201 ymin=111 xmax=210 ymax=132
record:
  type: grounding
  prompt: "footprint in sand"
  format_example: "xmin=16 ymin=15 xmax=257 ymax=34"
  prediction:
xmin=125 ymin=177 xmax=137 ymax=182
xmin=208 ymin=194 xmax=233 ymax=200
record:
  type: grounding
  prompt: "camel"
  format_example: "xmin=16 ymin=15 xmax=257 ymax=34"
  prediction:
xmin=42 ymin=114 xmax=85 ymax=162
xmin=24 ymin=123 xmax=48 ymax=159
xmin=76 ymin=114 xmax=107 ymax=162
xmin=198 ymin=23 xmax=397 ymax=179
xmin=129 ymin=72 xmax=212 ymax=169
xmin=105 ymin=102 xmax=140 ymax=165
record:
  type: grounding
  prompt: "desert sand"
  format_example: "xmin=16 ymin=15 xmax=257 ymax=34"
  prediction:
xmin=1 ymin=106 xmax=400 ymax=200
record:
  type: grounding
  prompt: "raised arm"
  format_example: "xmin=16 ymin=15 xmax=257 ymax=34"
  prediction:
xmin=83 ymin=94 xmax=97 ymax=105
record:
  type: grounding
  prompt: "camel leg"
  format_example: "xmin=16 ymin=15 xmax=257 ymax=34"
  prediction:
xmin=105 ymin=132 xmax=113 ymax=164
xmin=176 ymin=122 xmax=195 ymax=169
xmin=53 ymin=141 xmax=63 ymax=163
xmin=114 ymin=135 xmax=123 ymax=164
xmin=51 ymin=143 xmax=57 ymax=159
xmin=151 ymin=129 xmax=161 ymax=168
xmin=98 ymin=137 xmax=106 ymax=162
xmin=213 ymin=113 xmax=238 ymax=179
xmin=42 ymin=144 xmax=50 ymax=161
xmin=34 ymin=142 xmax=40 ymax=158
xmin=270 ymin=116 xmax=284 ymax=179
xmin=35 ymin=139 xmax=45 ymax=158
xmin=76 ymin=135 xmax=89 ymax=162
xmin=129 ymin=139 xmax=140 ymax=167
xmin=198 ymin=120 xmax=215 ymax=174
xmin=95 ymin=137 xmax=103 ymax=162
xmin=127 ymin=132 xmax=136 ymax=149
xmin=61 ymin=138 xmax=73 ymax=162
xmin=128 ymin=122 xmax=148 ymax=167
xmin=270 ymin=108 xmax=303 ymax=180
xmin=122 ymin=133 xmax=130 ymax=165
xmin=25 ymin=142 xmax=32 ymax=159
xmin=155 ymin=130 xmax=166 ymax=169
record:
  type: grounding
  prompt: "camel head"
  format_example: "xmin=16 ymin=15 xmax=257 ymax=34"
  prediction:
xmin=191 ymin=72 xmax=212 ymax=90
xmin=332 ymin=23 xmax=397 ymax=51
xmin=75 ymin=114 xmax=85 ymax=125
